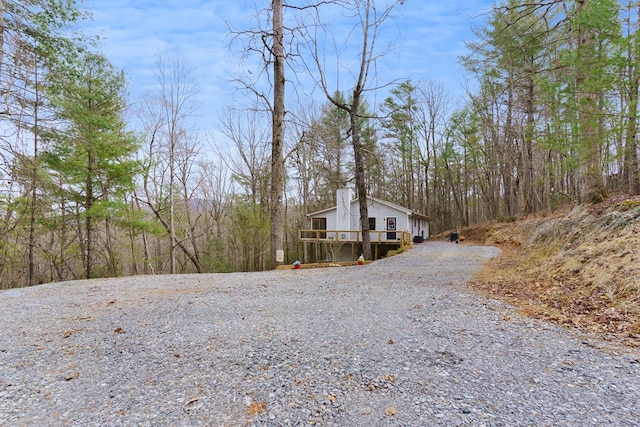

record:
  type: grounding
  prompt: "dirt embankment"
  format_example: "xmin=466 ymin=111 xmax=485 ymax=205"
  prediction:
xmin=462 ymin=196 xmax=640 ymax=347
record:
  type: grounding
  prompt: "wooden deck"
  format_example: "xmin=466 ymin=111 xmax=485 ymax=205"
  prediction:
xmin=298 ymin=229 xmax=412 ymax=263
xmin=298 ymin=229 xmax=412 ymax=246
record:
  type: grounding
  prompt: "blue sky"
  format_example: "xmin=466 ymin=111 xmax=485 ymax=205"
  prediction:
xmin=83 ymin=0 xmax=496 ymax=135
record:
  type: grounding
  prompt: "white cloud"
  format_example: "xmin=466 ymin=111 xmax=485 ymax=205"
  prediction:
xmin=83 ymin=0 xmax=495 ymax=134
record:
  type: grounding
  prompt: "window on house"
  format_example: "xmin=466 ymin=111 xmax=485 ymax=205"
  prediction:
xmin=312 ymin=217 xmax=327 ymax=239
xmin=369 ymin=217 xmax=376 ymax=230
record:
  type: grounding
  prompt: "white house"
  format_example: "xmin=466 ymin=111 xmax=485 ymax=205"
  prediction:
xmin=300 ymin=189 xmax=429 ymax=262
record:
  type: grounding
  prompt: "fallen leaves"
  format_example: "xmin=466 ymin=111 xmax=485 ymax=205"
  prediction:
xmin=248 ymin=401 xmax=266 ymax=416
xmin=384 ymin=406 xmax=396 ymax=416
xmin=61 ymin=328 xmax=84 ymax=338
xmin=366 ymin=373 xmax=396 ymax=392
xmin=467 ymin=200 xmax=640 ymax=347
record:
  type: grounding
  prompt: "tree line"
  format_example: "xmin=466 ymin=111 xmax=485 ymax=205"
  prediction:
xmin=1 ymin=0 xmax=638 ymax=289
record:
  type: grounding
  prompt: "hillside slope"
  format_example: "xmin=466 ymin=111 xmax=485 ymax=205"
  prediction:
xmin=466 ymin=195 xmax=640 ymax=347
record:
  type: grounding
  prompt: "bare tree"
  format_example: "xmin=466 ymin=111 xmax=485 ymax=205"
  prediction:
xmin=198 ymin=155 xmax=234 ymax=242
xmin=226 ymin=0 xmax=289 ymax=269
xmin=271 ymin=0 xmax=286 ymax=269
xmin=219 ymin=109 xmax=270 ymax=204
xmin=300 ymin=0 xmax=405 ymax=260
xmin=155 ymin=51 xmax=197 ymax=272
xmin=137 ymin=50 xmax=203 ymax=273
xmin=419 ymin=81 xmax=449 ymax=220
xmin=217 ymin=109 xmax=271 ymax=271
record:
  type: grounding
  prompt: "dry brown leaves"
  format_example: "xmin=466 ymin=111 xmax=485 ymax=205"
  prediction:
xmin=468 ymin=198 xmax=640 ymax=347
xmin=248 ymin=401 xmax=266 ymax=416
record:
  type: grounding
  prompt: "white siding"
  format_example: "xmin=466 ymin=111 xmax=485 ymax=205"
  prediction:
xmin=349 ymin=199 xmax=411 ymax=232
xmin=309 ymin=192 xmax=429 ymax=241
xmin=325 ymin=210 xmax=337 ymax=229
xmin=410 ymin=217 xmax=429 ymax=239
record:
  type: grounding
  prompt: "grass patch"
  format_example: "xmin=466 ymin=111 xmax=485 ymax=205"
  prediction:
xmin=385 ymin=247 xmax=407 ymax=258
xmin=618 ymin=199 xmax=640 ymax=211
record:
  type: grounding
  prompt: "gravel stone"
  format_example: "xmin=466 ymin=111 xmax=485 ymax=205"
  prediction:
xmin=1 ymin=242 xmax=639 ymax=426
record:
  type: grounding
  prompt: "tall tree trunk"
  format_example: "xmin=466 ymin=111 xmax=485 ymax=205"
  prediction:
xmin=307 ymin=0 xmax=403 ymax=258
xmin=503 ymin=86 xmax=515 ymax=216
xmin=29 ymin=155 xmax=38 ymax=285
xmin=169 ymin=136 xmax=176 ymax=274
xmin=524 ymin=76 xmax=535 ymax=214
xmin=626 ymin=75 xmax=639 ymax=194
xmin=28 ymin=61 xmax=41 ymax=286
xmin=85 ymin=151 xmax=95 ymax=279
xmin=576 ymin=0 xmax=607 ymax=203
xmin=350 ymin=104 xmax=371 ymax=260
xmin=625 ymin=3 xmax=639 ymax=195
xmin=270 ymin=0 xmax=285 ymax=269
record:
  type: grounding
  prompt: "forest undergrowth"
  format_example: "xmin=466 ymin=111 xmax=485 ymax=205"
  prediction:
xmin=462 ymin=195 xmax=640 ymax=348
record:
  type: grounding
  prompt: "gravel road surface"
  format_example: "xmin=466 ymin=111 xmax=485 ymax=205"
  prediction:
xmin=1 ymin=242 xmax=639 ymax=426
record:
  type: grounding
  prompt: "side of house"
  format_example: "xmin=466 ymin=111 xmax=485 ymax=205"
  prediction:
xmin=301 ymin=189 xmax=429 ymax=262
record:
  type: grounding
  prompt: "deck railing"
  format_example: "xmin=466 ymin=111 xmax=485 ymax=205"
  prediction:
xmin=298 ymin=229 xmax=412 ymax=246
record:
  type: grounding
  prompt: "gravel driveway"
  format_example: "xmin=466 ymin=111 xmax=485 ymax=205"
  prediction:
xmin=1 ymin=242 xmax=639 ymax=426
